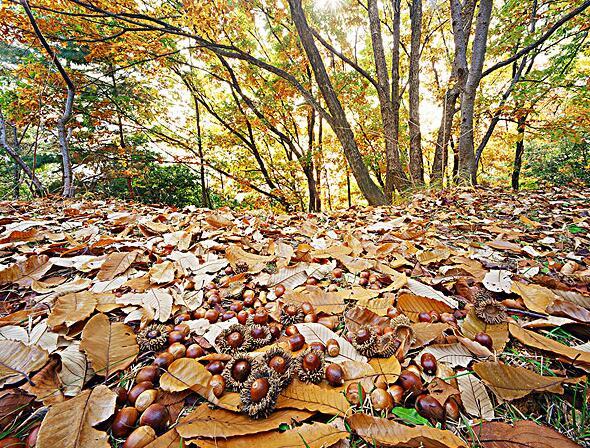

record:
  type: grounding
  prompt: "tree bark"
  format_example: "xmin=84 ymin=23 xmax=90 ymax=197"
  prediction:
xmin=512 ymin=115 xmax=527 ymax=190
xmin=408 ymin=0 xmax=424 ymax=185
xmin=194 ymin=96 xmax=210 ymax=208
xmin=457 ymin=0 xmax=493 ymax=182
xmin=21 ymin=0 xmax=75 ymax=197
xmin=287 ymin=0 xmax=387 ymax=206
xmin=0 ymin=112 xmax=45 ymax=196
xmin=367 ymin=0 xmax=407 ymax=198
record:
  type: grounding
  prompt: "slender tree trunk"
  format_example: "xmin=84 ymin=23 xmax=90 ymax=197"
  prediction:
xmin=512 ymin=114 xmax=527 ymax=190
xmin=0 ymin=112 xmax=45 ymax=196
xmin=194 ymin=97 xmax=209 ymax=208
xmin=10 ymin=125 xmax=21 ymax=199
xmin=408 ymin=0 xmax=424 ymax=185
xmin=287 ymin=0 xmax=387 ymax=205
xmin=21 ymin=0 xmax=75 ymax=197
xmin=457 ymin=0 xmax=493 ymax=182
xmin=110 ymin=67 xmax=134 ymax=199
xmin=368 ymin=0 xmax=407 ymax=198
xmin=391 ymin=0 xmax=403 ymax=188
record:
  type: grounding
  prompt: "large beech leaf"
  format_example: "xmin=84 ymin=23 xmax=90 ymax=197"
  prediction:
xmin=295 ymin=322 xmax=366 ymax=363
xmin=368 ymin=356 xmax=402 ymax=384
xmin=276 ymin=379 xmax=351 ymax=415
xmin=509 ymin=323 xmax=590 ymax=371
xmin=47 ymin=292 xmax=98 ymax=328
xmin=456 ymin=373 xmax=494 ymax=420
xmin=225 ymin=245 xmax=272 ymax=273
xmin=0 ymin=254 xmax=52 ymax=286
xmin=160 ymin=358 xmax=212 ymax=394
xmin=177 ymin=404 xmax=313 ymax=438
xmin=344 ymin=306 xmax=390 ymax=333
xmin=511 ymin=282 xmax=557 ymax=314
xmin=21 ymin=358 xmax=64 ymax=405
xmin=396 ymin=293 xmax=453 ymax=321
xmin=59 ymin=341 xmax=94 ymax=396
xmin=0 ymin=340 xmax=48 ymax=387
xmin=96 ymin=250 xmax=138 ymax=281
xmin=144 ymin=429 xmax=182 ymax=448
xmin=461 ymin=309 xmax=509 ymax=351
xmin=283 ymin=286 xmax=346 ymax=314
xmin=406 ymin=279 xmax=458 ymax=308
xmin=473 ymin=361 xmax=583 ymax=401
xmin=80 ymin=313 xmax=138 ymax=377
xmin=471 ymin=420 xmax=583 ymax=448
xmin=347 ymin=414 xmax=468 ymax=448
xmin=418 ymin=343 xmax=474 ymax=368
xmin=194 ymin=422 xmax=348 ymax=448
xmin=36 ymin=384 xmax=116 ymax=448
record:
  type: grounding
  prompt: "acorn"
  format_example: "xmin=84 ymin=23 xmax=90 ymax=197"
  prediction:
xmin=135 ymin=389 xmax=158 ymax=412
xmin=248 ymin=325 xmax=272 ymax=349
xmin=240 ymin=366 xmax=281 ymax=419
xmin=262 ymin=346 xmax=294 ymax=388
xmin=387 ymin=385 xmax=404 ymax=404
xmin=123 ymin=426 xmax=156 ymax=448
xmin=153 ymin=352 xmax=174 ymax=368
xmin=474 ymin=332 xmax=493 ymax=350
xmin=397 ymin=371 xmax=422 ymax=394
xmin=281 ymin=304 xmax=304 ymax=326
xmin=420 ymin=353 xmax=437 ymax=374
xmin=139 ymin=404 xmax=169 ymax=432
xmin=137 ymin=324 xmax=169 ymax=352
xmin=345 ymin=382 xmax=365 ymax=405
xmin=295 ymin=348 xmax=325 ymax=384
xmin=129 ymin=381 xmax=154 ymax=405
xmin=186 ymin=343 xmax=205 ymax=358
xmin=206 ymin=361 xmax=225 ymax=375
xmin=112 ymin=407 xmax=139 ymax=438
xmin=208 ymin=374 xmax=226 ymax=398
xmin=325 ymin=363 xmax=344 ymax=387
xmin=351 ymin=325 xmax=378 ymax=357
xmin=222 ymin=353 xmax=258 ymax=391
xmin=136 ymin=366 xmax=159 ymax=384
xmin=371 ymin=388 xmax=393 ymax=412
xmin=216 ymin=324 xmax=250 ymax=354
xmin=326 ymin=339 xmax=340 ymax=357
xmin=288 ymin=333 xmax=305 ymax=351
xmin=415 ymin=394 xmax=445 ymax=423
xmin=167 ymin=342 xmax=186 ymax=359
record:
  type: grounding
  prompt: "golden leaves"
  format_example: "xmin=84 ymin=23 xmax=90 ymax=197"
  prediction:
xmin=276 ymin=379 xmax=351 ymax=415
xmin=96 ymin=250 xmax=138 ymax=281
xmin=0 ymin=254 xmax=52 ymax=286
xmin=396 ymin=293 xmax=453 ymax=322
xmin=461 ymin=309 xmax=509 ymax=351
xmin=511 ymin=282 xmax=557 ymax=314
xmin=473 ymin=361 xmax=583 ymax=401
xmin=47 ymin=292 xmax=97 ymax=328
xmin=225 ymin=245 xmax=272 ymax=273
xmin=80 ymin=313 xmax=138 ymax=377
xmin=470 ymin=420 xmax=583 ymax=448
xmin=159 ymin=358 xmax=212 ymax=394
xmin=36 ymin=385 xmax=116 ymax=448
xmin=0 ymin=340 xmax=48 ymax=387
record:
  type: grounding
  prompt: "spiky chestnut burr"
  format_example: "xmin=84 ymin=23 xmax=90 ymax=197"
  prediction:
xmin=261 ymin=346 xmax=294 ymax=388
xmin=295 ymin=348 xmax=325 ymax=384
xmin=215 ymin=324 xmax=251 ymax=354
xmin=375 ymin=333 xmax=400 ymax=358
xmin=234 ymin=261 xmax=249 ymax=274
xmin=280 ymin=304 xmax=305 ymax=326
xmin=350 ymin=325 xmax=378 ymax=357
xmin=137 ymin=323 xmax=169 ymax=352
xmin=240 ymin=366 xmax=281 ymax=419
xmin=247 ymin=324 xmax=273 ymax=349
xmin=389 ymin=314 xmax=416 ymax=345
xmin=222 ymin=353 xmax=259 ymax=392
xmin=474 ymin=290 xmax=507 ymax=324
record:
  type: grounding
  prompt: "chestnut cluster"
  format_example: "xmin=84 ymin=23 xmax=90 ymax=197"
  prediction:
xmin=357 ymin=270 xmax=399 ymax=290
xmin=349 ymin=325 xmax=401 ymax=358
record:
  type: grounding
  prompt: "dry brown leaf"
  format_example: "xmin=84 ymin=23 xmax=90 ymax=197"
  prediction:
xmin=97 ymin=251 xmax=138 ymax=281
xmin=418 ymin=344 xmax=474 ymax=368
xmin=406 ymin=279 xmax=458 ymax=308
xmin=177 ymin=404 xmax=313 ymax=438
xmin=347 ymin=414 xmax=468 ymax=448
xmin=473 ymin=361 xmax=582 ymax=401
xmin=344 ymin=306 xmax=390 ymax=333
xmin=0 ymin=340 xmax=48 ymax=387
xmin=546 ymin=299 xmax=590 ymax=323
xmin=194 ymin=422 xmax=348 ymax=448
xmin=21 ymin=358 xmax=64 ymax=405
xmin=356 ymin=296 xmax=392 ymax=316
xmin=397 ymin=293 xmax=453 ymax=322
xmin=80 ymin=313 xmax=138 ymax=377
xmin=412 ymin=322 xmax=450 ymax=348
xmin=149 ymin=261 xmax=175 ymax=284
xmin=483 ymin=270 xmax=512 ymax=293
xmin=0 ymin=254 xmax=52 ymax=287
xmin=59 ymin=341 xmax=94 ymax=396
xmin=456 ymin=373 xmax=494 ymax=420
xmin=340 ymin=360 xmax=377 ymax=390
xmin=144 ymin=429 xmax=182 ymax=448
xmin=160 ymin=358 xmax=212 ymax=394
xmin=487 ymin=240 xmax=523 ymax=253
xmin=225 ymin=245 xmax=272 ymax=273
xmin=283 ymin=286 xmax=346 ymax=314
xmin=511 ymin=282 xmax=557 ymax=314
xmin=276 ymin=379 xmax=351 ymax=415
xmin=47 ymin=292 xmax=98 ymax=328
xmin=36 ymin=384 xmax=116 ymax=448
xmin=368 ymin=356 xmax=402 ymax=384
xmin=471 ymin=420 xmax=583 ymax=448
xmin=461 ymin=309 xmax=509 ymax=351
xmin=295 ymin=322 xmax=366 ymax=363
xmin=509 ymin=323 xmax=590 ymax=371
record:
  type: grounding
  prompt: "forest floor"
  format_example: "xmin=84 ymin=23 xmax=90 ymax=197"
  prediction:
xmin=0 ymin=186 xmax=589 ymax=448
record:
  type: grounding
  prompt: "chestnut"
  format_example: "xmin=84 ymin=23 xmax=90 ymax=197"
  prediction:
xmin=274 ymin=284 xmax=286 ymax=297
xmin=208 ymin=374 xmax=226 ymax=398
xmin=153 ymin=352 xmax=174 ymax=368
xmin=268 ymin=356 xmax=288 ymax=374
xmin=356 ymin=328 xmax=372 ymax=344
xmin=332 ymin=268 xmax=343 ymax=279
xmin=226 ymin=331 xmax=245 ymax=349
xmin=128 ymin=381 xmax=154 ymax=405
xmin=167 ymin=330 xmax=185 ymax=345
xmin=205 ymin=309 xmax=219 ymax=324
xmin=269 ymin=324 xmax=281 ymax=340
xmin=304 ymin=313 xmax=318 ymax=323
xmin=387 ymin=385 xmax=404 ymax=404
xmin=371 ymin=388 xmax=393 ymax=411
xmin=285 ymin=325 xmax=299 ymax=336
xmin=326 ymin=339 xmax=340 ymax=357
xmin=231 ymin=360 xmax=252 ymax=382
xmin=325 ymin=363 xmax=344 ymax=387
xmin=445 ymin=397 xmax=461 ymax=420
xmin=113 ymin=386 xmax=128 ymax=406
xmin=420 ymin=353 xmax=437 ymax=374
xmin=301 ymin=302 xmax=315 ymax=315
xmin=418 ymin=312 xmax=432 ymax=323
xmin=237 ymin=310 xmax=249 ymax=325
xmin=123 ymin=426 xmax=156 ymax=448
xmin=206 ymin=361 xmax=225 ymax=375
xmin=474 ymin=332 xmax=493 ymax=350
xmin=252 ymin=308 xmax=269 ymax=325
xmin=397 ymin=371 xmax=422 ymax=393
xmin=415 ymin=394 xmax=445 ymax=423
xmin=167 ymin=342 xmax=186 ymax=359
xmin=250 ymin=377 xmax=270 ymax=402
xmin=345 ymin=382 xmax=365 ymax=405
xmin=288 ymin=333 xmax=305 ymax=351
xmin=186 ymin=344 xmax=205 ymax=358
xmin=135 ymin=389 xmax=158 ymax=412
xmin=112 ymin=407 xmax=139 ymax=438
xmin=309 ymin=341 xmax=326 ymax=353
xmin=174 ymin=313 xmax=191 ymax=325
xmin=139 ymin=404 xmax=169 ymax=431
xmin=302 ymin=351 xmax=322 ymax=371
xmin=136 ymin=366 xmax=159 ymax=384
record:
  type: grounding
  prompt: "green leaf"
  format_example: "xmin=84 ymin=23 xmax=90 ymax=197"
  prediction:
xmin=390 ymin=407 xmax=430 ymax=426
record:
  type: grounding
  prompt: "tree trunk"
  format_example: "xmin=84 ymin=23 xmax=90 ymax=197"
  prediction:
xmin=306 ymin=107 xmax=321 ymax=212
xmin=287 ymin=0 xmax=387 ymax=206
xmin=194 ymin=97 xmax=209 ymax=208
xmin=368 ymin=0 xmax=407 ymax=198
xmin=408 ymin=0 xmax=424 ymax=185
xmin=512 ymin=114 xmax=527 ymax=190
xmin=0 ymin=112 xmax=45 ymax=196
xmin=457 ymin=0 xmax=493 ymax=182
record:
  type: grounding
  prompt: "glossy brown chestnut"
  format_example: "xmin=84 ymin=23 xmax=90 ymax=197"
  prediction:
xmin=208 ymin=374 xmax=226 ymax=398
xmin=288 ymin=333 xmax=305 ymax=351
xmin=167 ymin=342 xmax=186 ymax=359
xmin=303 ymin=313 xmax=318 ymax=323
xmin=474 ymin=332 xmax=493 ymax=350
xmin=445 ymin=397 xmax=461 ymax=420
xmin=309 ymin=342 xmax=326 ymax=353
xmin=420 ymin=353 xmax=437 ymax=374
xmin=113 ymin=386 xmax=128 ymax=406
xmin=268 ymin=356 xmax=287 ymax=374
xmin=345 ymin=382 xmax=365 ymax=405
xmin=250 ymin=377 xmax=270 ymax=403
xmin=167 ymin=330 xmax=185 ymax=345
xmin=325 ymin=363 xmax=344 ymax=387
xmin=332 ymin=268 xmax=343 ymax=279
xmin=285 ymin=325 xmax=299 ymax=336
xmin=185 ymin=344 xmax=205 ymax=358
xmin=326 ymin=339 xmax=340 ymax=357
xmin=302 ymin=351 xmax=321 ymax=371
xmin=123 ymin=426 xmax=156 ymax=448
xmin=206 ymin=361 xmax=225 ymax=375
xmin=153 ymin=352 xmax=174 ymax=369
xmin=418 ymin=312 xmax=433 ymax=323
xmin=139 ymin=404 xmax=169 ymax=431
xmin=226 ymin=331 xmax=245 ymax=349
xmin=301 ymin=302 xmax=315 ymax=315
xmin=205 ymin=309 xmax=219 ymax=324
xmin=252 ymin=308 xmax=269 ymax=325
xmin=111 ymin=407 xmax=140 ymax=438
xmin=387 ymin=385 xmax=404 ymax=404
xmin=274 ymin=284 xmax=286 ymax=297
xmin=128 ymin=381 xmax=154 ymax=405
xmin=397 ymin=371 xmax=422 ymax=393
xmin=231 ymin=360 xmax=252 ymax=382
xmin=135 ymin=389 xmax=158 ymax=412
xmin=371 ymin=388 xmax=393 ymax=411
xmin=237 ymin=310 xmax=249 ymax=325
xmin=356 ymin=328 xmax=372 ymax=344
xmin=415 ymin=394 xmax=445 ymax=423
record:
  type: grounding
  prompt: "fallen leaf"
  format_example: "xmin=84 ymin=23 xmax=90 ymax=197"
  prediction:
xmin=47 ymin=292 xmax=98 ymax=328
xmin=471 ymin=420 xmax=582 ymax=448
xmin=456 ymin=373 xmax=494 ymax=420
xmin=511 ymin=282 xmax=557 ymax=314
xmin=59 ymin=341 xmax=94 ymax=396
xmin=461 ymin=309 xmax=509 ymax=351
xmin=397 ymin=293 xmax=453 ymax=322
xmin=276 ymin=379 xmax=350 ymax=415
xmin=160 ymin=358 xmax=212 ymax=395
xmin=483 ymin=270 xmax=512 ymax=293
xmin=295 ymin=322 xmax=366 ymax=363
xmin=97 ymin=251 xmax=138 ymax=281
xmin=0 ymin=340 xmax=48 ymax=387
